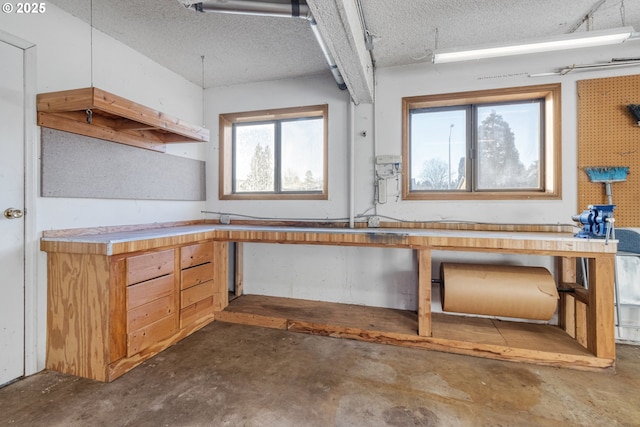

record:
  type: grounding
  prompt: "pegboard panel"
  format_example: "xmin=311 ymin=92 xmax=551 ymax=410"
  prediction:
xmin=577 ymin=75 xmax=640 ymax=227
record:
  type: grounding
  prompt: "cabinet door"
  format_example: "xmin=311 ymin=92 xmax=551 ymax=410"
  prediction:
xmin=181 ymin=280 xmax=214 ymax=309
xmin=125 ymin=249 xmax=178 ymax=357
xmin=127 ymin=249 xmax=174 ymax=285
xmin=181 ymin=242 xmax=214 ymax=269
xmin=128 ymin=290 xmax=175 ymax=331
xmin=181 ymin=263 xmax=214 ymax=289
xmin=127 ymin=316 xmax=178 ymax=357
xmin=179 ymin=242 xmax=216 ymax=327
xmin=180 ymin=297 xmax=214 ymax=328
xmin=127 ymin=274 xmax=174 ymax=307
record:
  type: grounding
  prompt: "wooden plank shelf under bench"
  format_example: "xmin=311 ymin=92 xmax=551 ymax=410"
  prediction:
xmin=41 ymin=222 xmax=617 ymax=381
xmin=217 ymin=295 xmax=607 ymax=370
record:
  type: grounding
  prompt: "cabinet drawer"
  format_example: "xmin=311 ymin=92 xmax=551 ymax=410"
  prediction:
xmin=127 ymin=274 xmax=174 ymax=310
xmin=127 ymin=249 xmax=174 ymax=285
xmin=181 ymin=262 xmax=214 ymax=290
xmin=181 ymin=242 xmax=214 ymax=269
xmin=127 ymin=315 xmax=177 ymax=357
xmin=180 ymin=296 xmax=214 ymax=328
xmin=181 ymin=280 xmax=214 ymax=309
xmin=127 ymin=294 xmax=175 ymax=332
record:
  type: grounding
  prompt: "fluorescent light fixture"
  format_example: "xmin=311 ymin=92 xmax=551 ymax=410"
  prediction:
xmin=433 ymin=27 xmax=636 ymax=64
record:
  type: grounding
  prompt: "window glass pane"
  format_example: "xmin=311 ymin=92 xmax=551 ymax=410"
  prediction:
xmin=476 ymin=102 xmax=541 ymax=190
xmin=281 ymin=118 xmax=324 ymax=192
xmin=234 ymin=123 xmax=275 ymax=192
xmin=410 ymin=109 xmax=467 ymax=191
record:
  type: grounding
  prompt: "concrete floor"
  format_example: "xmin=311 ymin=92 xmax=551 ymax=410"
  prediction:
xmin=1 ymin=322 xmax=639 ymax=427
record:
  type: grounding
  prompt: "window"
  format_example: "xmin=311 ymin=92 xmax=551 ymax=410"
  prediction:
xmin=219 ymin=105 xmax=328 ymax=200
xmin=402 ymin=84 xmax=561 ymax=200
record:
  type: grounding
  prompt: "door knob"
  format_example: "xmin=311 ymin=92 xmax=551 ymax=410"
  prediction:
xmin=4 ymin=208 xmax=23 ymax=219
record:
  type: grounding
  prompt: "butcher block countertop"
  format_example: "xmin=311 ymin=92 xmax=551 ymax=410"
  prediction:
xmin=40 ymin=222 xmax=617 ymax=257
xmin=41 ymin=224 xmax=219 ymax=255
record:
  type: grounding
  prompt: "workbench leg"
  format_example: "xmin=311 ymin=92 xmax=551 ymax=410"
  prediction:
xmin=235 ymin=242 xmax=243 ymax=297
xmin=587 ymin=255 xmax=616 ymax=359
xmin=417 ymin=249 xmax=432 ymax=337
xmin=213 ymin=241 xmax=229 ymax=311
xmin=557 ymin=256 xmax=577 ymax=337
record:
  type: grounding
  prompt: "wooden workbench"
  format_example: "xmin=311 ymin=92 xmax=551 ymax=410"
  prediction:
xmin=41 ymin=222 xmax=617 ymax=379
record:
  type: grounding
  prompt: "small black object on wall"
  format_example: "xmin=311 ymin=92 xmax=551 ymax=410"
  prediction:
xmin=627 ymin=104 xmax=640 ymax=125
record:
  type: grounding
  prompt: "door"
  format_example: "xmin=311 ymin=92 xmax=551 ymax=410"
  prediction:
xmin=0 ymin=40 xmax=25 ymax=385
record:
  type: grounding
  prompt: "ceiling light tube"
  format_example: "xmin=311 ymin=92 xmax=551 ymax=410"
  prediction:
xmin=433 ymin=27 xmax=636 ymax=64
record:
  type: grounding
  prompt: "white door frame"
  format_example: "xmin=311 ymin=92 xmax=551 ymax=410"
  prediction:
xmin=0 ymin=29 xmax=39 ymax=377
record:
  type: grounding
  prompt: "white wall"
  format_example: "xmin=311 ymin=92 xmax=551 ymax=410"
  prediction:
xmin=205 ymin=42 xmax=640 ymax=313
xmin=205 ymin=75 xmax=351 ymax=219
xmin=1 ymin=5 xmax=206 ymax=372
xmin=373 ymin=45 xmax=640 ymax=225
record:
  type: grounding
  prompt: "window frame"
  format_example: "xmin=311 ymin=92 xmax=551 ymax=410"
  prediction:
xmin=402 ymin=84 xmax=561 ymax=200
xmin=219 ymin=104 xmax=329 ymax=200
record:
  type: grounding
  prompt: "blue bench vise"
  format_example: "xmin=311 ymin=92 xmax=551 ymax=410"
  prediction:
xmin=572 ymin=204 xmax=615 ymax=239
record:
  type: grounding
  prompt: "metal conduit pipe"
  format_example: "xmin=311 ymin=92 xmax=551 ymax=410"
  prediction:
xmin=187 ymin=0 xmax=347 ymax=90
xmin=308 ymin=17 xmax=347 ymax=90
xmin=191 ymin=0 xmax=312 ymax=19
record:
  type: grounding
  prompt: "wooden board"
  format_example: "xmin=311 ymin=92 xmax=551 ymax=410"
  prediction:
xmin=181 ymin=263 xmax=214 ymax=289
xmin=181 ymin=241 xmax=214 ymax=269
xmin=37 ymin=87 xmax=209 ymax=151
xmin=431 ymin=313 xmax=506 ymax=346
xmin=40 ymin=223 xmax=616 ymax=257
xmin=577 ymin=75 xmax=640 ymax=226
xmin=126 ymin=314 xmax=177 ymax=357
xmin=218 ymin=294 xmax=417 ymax=335
xmin=127 ymin=294 xmax=176 ymax=332
xmin=217 ymin=295 xmax=610 ymax=371
xmin=417 ymin=249 xmax=431 ymax=336
xmin=46 ymin=253 xmax=112 ymax=381
xmin=180 ymin=296 xmax=215 ymax=329
xmin=127 ymin=274 xmax=174 ymax=308
xmin=181 ymin=280 xmax=214 ymax=309
xmin=126 ymin=249 xmax=174 ymax=285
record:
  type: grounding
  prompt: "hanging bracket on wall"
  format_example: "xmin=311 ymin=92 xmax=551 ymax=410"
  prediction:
xmin=37 ymin=87 xmax=210 ymax=152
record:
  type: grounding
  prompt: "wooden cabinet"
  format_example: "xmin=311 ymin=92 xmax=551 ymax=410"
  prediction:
xmin=179 ymin=242 xmax=215 ymax=328
xmin=44 ymin=238 xmax=228 ymax=382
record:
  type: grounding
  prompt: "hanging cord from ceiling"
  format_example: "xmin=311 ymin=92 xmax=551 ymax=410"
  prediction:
xmin=201 ymin=54 xmax=205 ymax=126
xmin=620 ymin=0 xmax=627 ymax=26
xmin=90 ymin=0 xmax=93 ymax=87
xmin=85 ymin=0 xmax=94 ymax=123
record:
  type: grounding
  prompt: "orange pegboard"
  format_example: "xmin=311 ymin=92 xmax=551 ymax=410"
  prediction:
xmin=577 ymin=75 xmax=640 ymax=227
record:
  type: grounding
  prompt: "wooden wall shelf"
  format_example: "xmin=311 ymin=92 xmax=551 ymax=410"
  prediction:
xmin=37 ymin=87 xmax=209 ymax=152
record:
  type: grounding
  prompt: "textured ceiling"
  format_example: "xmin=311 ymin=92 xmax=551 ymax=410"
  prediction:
xmin=361 ymin=0 xmax=640 ymax=67
xmin=47 ymin=0 xmax=640 ymax=90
